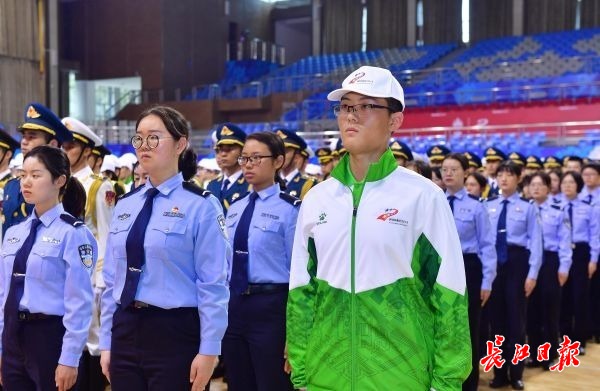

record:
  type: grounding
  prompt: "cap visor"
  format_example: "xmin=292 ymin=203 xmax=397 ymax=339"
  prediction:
xmin=327 ymin=86 xmax=393 ymax=101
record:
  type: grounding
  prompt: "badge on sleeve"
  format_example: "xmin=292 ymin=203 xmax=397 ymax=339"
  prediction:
xmin=105 ymin=191 xmax=116 ymax=206
xmin=217 ymin=214 xmax=228 ymax=239
xmin=78 ymin=244 xmax=94 ymax=268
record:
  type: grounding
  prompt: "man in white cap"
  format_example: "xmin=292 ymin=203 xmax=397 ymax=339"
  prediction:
xmin=286 ymin=66 xmax=471 ymax=390
xmin=62 ymin=117 xmax=115 ymax=390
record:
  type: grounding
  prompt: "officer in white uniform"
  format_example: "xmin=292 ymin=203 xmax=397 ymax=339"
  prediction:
xmin=62 ymin=117 xmax=115 ymax=390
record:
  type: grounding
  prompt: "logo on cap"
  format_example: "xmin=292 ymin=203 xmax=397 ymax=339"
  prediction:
xmin=64 ymin=120 xmax=74 ymax=131
xmin=220 ymin=126 xmax=234 ymax=136
xmin=276 ymin=130 xmax=287 ymax=139
xmin=486 ymin=148 xmax=496 ymax=155
xmin=349 ymin=72 xmax=366 ymax=84
xmin=431 ymin=146 xmax=442 ymax=154
xmin=317 ymin=149 xmax=328 ymax=156
xmin=26 ymin=106 xmax=41 ymax=119
xmin=391 ymin=141 xmax=401 ymax=150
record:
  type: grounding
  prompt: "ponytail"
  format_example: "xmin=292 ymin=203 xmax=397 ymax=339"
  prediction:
xmin=24 ymin=146 xmax=87 ymax=219
xmin=179 ymin=147 xmax=198 ymax=181
xmin=62 ymin=176 xmax=87 ymax=219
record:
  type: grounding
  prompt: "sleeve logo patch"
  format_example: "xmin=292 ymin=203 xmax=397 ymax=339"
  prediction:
xmin=78 ymin=244 xmax=94 ymax=268
xmin=217 ymin=214 xmax=228 ymax=239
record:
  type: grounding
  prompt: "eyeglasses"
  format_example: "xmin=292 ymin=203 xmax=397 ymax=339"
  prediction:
xmin=131 ymin=134 xmax=174 ymax=149
xmin=237 ymin=155 xmax=274 ymax=166
xmin=441 ymin=168 xmax=461 ymax=175
xmin=333 ymin=103 xmax=392 ymax=117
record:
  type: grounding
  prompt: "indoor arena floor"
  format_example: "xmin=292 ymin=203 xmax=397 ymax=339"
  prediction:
xmin=209 ymin=342 xmax=600 ymax=390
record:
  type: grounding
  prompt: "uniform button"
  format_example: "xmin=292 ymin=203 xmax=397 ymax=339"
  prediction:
xmin=13 ymin=212 xmax=18 ymax=217
xmin=165 ymin=228 xmax=170 ymax=232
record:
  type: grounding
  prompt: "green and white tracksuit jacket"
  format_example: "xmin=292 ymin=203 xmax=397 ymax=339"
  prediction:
xmin=287 ymin=150 xmax=471 ymax=390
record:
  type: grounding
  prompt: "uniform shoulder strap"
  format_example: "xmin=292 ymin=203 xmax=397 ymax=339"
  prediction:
xmin=550 ymin=204 xmax=561 ymax=210
xmin=60 ymin=213 xmax=85 ymax=228
xmin=467 ymin=194 xmax=483 ymax=202
xmin=183 ymin=181 xmax=212 ymax=198
xmin=280 ymin=191 xmax=301 ymax=207
xmin=118 ymin=183 xmax=143 ymax=200
xmin=487 ymin=195 xmax=499 ymax=202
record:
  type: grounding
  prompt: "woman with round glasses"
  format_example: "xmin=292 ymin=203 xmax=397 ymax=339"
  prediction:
xmin=222 ymin=131 xmax=300 ymax=391
xmin=441 ymin=153 xmax=496 ymax=391
xmin=99 ymin=106 xmax=230 ymax=390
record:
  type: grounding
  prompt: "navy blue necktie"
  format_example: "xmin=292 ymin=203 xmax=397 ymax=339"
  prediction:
xmin=222 ymin=178 xmax=230 ymax=192
xmin=120 ymin=188 xmax=160 ymax=308
xmin=496 ymin=200 xmax=509 ymax=265
xmin=447 ymin=195 xmax=456 ymax=214
xmin=4 ymin=218 xmax=42 ymax=317
xmin=568 ymin=202 xmax=574 ymax=239
xmin=231 ymin=192 xmax=258 ymax=295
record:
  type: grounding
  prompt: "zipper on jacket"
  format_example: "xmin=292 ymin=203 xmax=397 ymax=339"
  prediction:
xmin=350 ymin=205 xmax=357 ymax=391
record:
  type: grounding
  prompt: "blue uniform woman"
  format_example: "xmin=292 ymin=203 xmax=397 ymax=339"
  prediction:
xmin=99 ymin=106 xmax=230 ymax=391
xmin=442 ymin=153 xmax=497 ymax=391
xmin=0 ymin=146 xmax=97 ymax=391
xmin=486 ymin=161 xmax=542 ymax=390
xmin=223 ymin=131 xmax=299 ymax=391
xmin=559 ymin=171 xmax=600 ymax=355
xmin=527 ymin=172 xmax=572 ymax=369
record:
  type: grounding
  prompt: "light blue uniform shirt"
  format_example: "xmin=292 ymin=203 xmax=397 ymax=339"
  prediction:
xmin=446 ymin=188 xmax=497 ymax=290
xmin=0 ymin=203 xmax=97 ymax=367
xmin=564 ymin=197 xmax=600 ymax=263
xmin=100 ymin=173 xmax=231 ymax=355
xmin=579 ymin=186 xmax=600 ymax=203
xmin=225 ymin=183 xmax=299 ymax=284
xmin=486 ymin=192 xmax=543 ymax=280
xmin=537 ymin=199 xmax=573 ymax=274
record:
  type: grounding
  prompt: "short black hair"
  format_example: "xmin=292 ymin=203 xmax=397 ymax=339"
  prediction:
xmin=582 ymin=162 xmax=600 ymax=175
xmin=497 ymin=161 xmax=522 ymax=177
xmin=385 ymin=98 xmax=404 ymax=113
xmin=467 ymin=172 xmax=487 ymax=189
xmin=530 ymin=172 xmax=551 ymax=188
xmin=443 ymin=153 xmax=469 ymax=171
xmin=562 ymin=171 xmax=584 ymax=193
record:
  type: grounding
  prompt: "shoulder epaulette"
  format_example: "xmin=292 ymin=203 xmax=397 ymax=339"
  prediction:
xmin=550 ymin=204 xmax=561 ymax=210
xmin=582 ymin=199 xmax=591 ymax=205
xmin=520 ymin=196 xmax=533 ymax=203
xmin=280 ymin=191 xmax=301 ymax=207
xmin=60 ymin=213 xmax=84 ymax=227
xmin=487 ymin=195 xmax=499 ymax=202
xmin=183 ymin=181 xmax=212 ymax=198
xmin=467 ymin=194 xmax=483 ymax=202
xmin=118 ymin=183 xmax=144 ymax=200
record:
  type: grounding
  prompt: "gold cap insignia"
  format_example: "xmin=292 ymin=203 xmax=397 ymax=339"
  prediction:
xmin=26 ymin=106 xmax=41 ymax=119
xmin=220 ymin=126 xmax=234 ymax=136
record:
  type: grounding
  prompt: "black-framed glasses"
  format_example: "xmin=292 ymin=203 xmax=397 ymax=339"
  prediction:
xmin=131 ymin=134 xmax=174 ymax=149
xmin=333 ymin=103 xmax=392 ymax=117
xmin=237 ymin=155 xmax=274 ymax=166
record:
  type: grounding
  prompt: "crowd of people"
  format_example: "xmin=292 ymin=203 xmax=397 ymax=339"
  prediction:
xmin=0 ymin=64 xmax=597 ymax=391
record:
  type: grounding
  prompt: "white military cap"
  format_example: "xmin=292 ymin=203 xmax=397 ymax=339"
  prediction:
xmin=62 ymin=117 xmax=103 ymax=147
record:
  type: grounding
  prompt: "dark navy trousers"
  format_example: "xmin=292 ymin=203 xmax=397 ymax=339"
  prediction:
xmin=462 ymin=253 xmax=483 ymax=391
xmin=490 ymin=245 xmax=529 ymax=383
xmin=1 ymin=315 xmax=66 ymax=391
xmin=222 ymin=290 xmax=293 ymax=391
xmin=109 ymin=305 xmax=202 ymax=391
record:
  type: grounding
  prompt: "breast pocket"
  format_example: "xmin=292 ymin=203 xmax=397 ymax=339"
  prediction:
xmin=149 ymin=219 xmax=191 ymax=258
xmin=28 ymin=243 xmax=63 ymax=279
xmin=110 ymin=219 xmax=133 ymax=237
xmin=509 ymin=213 xmax=528 ymax=236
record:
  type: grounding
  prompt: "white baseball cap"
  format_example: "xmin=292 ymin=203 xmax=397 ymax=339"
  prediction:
xmin=100 ymin=154 xmax=118 ymax=173
xmin=327 ymin=66 xmax=405 ymax=111
xmin=118 ymin=152 xmax=137 ymax=171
